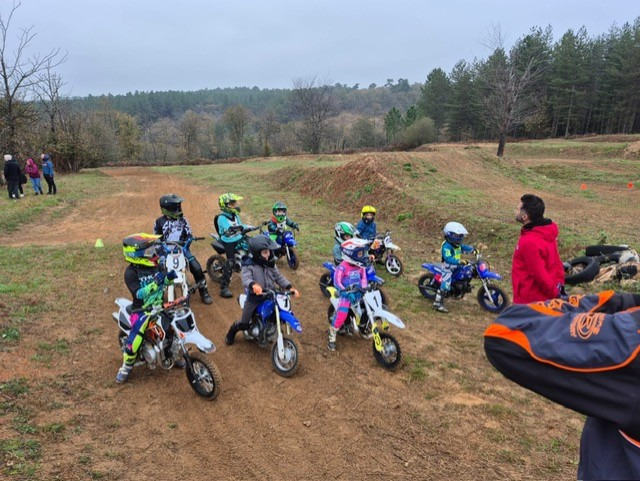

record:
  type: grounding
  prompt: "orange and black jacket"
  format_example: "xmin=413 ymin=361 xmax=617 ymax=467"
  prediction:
xmin=485 ymin=292 xmax=640 ymax=479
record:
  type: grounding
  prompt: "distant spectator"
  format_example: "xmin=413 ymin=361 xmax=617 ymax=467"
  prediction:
xmin=41 ymin=153 xmax=57 ymax=195
xmin=25 ymin=158 xmax=43 ymax=195
xmin=512 ymin=194 xmax=565 ymax=303
xmin=17 ymin=161 xmax=26 ymax=197
xmin=3 ymin=154 xmax=20 ymax=199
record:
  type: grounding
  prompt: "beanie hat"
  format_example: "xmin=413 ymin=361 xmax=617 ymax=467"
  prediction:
xmin=4 ymin=154 xmax=11 ymax=161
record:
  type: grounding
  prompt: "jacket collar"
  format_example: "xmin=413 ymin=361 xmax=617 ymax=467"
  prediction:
xmin=521 ymin=218 xmax=552 ymax=232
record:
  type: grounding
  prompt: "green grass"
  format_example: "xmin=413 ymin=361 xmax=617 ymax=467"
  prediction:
xmin=0 ymin=378 xmax=28 ymax=398
xmin=0 ymin=169 xmax=118 ymax=233
xmin=0 ymin=438 xmax=41 ymax=477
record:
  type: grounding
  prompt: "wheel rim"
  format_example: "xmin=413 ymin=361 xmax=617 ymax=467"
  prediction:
xmin=273 ymin=339 xmax=297 ymax=372
xmin=386 ymin=257 xmax=401 ymax=275
xmin=191 ymin=360 xmax=215 ymax=394
xmin=380 ymin=337 xmax=399 ymax=364
xmin=481 ymin=288 xmax=506 ymax=311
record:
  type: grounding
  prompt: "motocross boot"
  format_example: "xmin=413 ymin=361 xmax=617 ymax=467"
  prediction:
xmin=433 ymin=290 xmax=449 ymax=313
xmin=199 ymin=283 xmax=213 ymax=305
xmin=115 ymin=363 xmax=133 ymax=383
xmin=219 ymin=260 xmax=233 ymax=298
xmin=225 ymin=322 xmax=240 ymax=345
xmin=327 ymin=326 xmax=338 ymax=351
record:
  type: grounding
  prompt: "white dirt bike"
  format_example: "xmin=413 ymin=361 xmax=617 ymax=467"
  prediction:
xmin=112 ymin=285 xmax=221 ymax=399
xmin=162 ymin=237 xmax=204 ymax=302
xmin=370 ymin=230 xmax=403 ymax=276
xmin=326 ymin=285 xmax=405 ymax=370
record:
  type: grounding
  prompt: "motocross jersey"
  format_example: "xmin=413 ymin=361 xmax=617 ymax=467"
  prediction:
xmin=334 ymin=261 xmax=368 ymax=292
xmin=154 ymin=216 xmax=193 ymax=243
xmin=216 ymin=212 xmax=243 ymax=243
xmin=267 ymin=216 xmax=297 ymax=234
xmin=441 ymin=240 xmax=474 ymax=266
xmin=124 ymin=264 xmax=164 ymax=310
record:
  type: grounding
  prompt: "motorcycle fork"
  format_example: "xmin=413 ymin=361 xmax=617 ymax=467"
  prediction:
xmin=275 ymin=306 xmax=285 ymax=359
xmin=480 ymin=280 xmax=497 ymax=306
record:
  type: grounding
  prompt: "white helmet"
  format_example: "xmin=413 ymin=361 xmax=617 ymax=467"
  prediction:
xmin=443 ymin=221 xmax=468 ymax=246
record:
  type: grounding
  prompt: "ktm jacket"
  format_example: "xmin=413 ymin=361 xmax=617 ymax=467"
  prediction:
xmin=485 ymin=292 xmax=640 ymax=480
xmin=511 ymin=219 xmax=564 ymax=304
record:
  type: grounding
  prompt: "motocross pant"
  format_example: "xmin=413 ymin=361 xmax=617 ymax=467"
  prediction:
xmin=220 ymin=241 xmax=239 ymax=289
xmin=440 ymin=264 xmax=464 ymax=292
xmin=331 ymin=293 xmax=361 ymax=329
xmin=185 ymin=249 xmax=206 ymax=284
xmin=123 ymin=312 xmax=150 ymax=366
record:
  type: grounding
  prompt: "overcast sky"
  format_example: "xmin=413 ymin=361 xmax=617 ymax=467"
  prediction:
xmin=7 ymin=0 xmax=638 ymax=96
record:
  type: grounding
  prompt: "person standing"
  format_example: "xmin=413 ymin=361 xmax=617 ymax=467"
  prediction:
xmin=3 ymin=154 xmax=20 ymax=199
xmin=25 ymin=158 xmax=43 ymax=195
xmin=512 ymin=194 xmax=565 ymax=304
xmin=41 ymin=153 xmax=57 ymax=194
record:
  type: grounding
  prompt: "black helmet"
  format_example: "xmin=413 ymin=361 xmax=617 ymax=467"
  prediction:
xmin=160 ymin=194 xmax=183 ymax=219
xmin=248 ymin=235 xmax=280 ymax=266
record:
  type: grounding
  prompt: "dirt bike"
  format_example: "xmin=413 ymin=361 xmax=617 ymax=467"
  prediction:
xmin=418 ymin=251 xmax=509 ymax=313
xmin=162 ymin=236 xmax=204 ymax=302
xmin=268 ymin=226 xmax=300 ymax=270
xmin=319 ymin=261 xmax=390 ymax=306
xmin=326 ymin=285 xmax=404 ymax=370
xmin=112 ymin=284 xmax=221 ymax=399
xmin=237 ymin=289 xmax=302 ymax=377
xmin=370 ymin=231 xmax=403 ymax=276
xmin=206 ymin=223 xmax=266 ymax=283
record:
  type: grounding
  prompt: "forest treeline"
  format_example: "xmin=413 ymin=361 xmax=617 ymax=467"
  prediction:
xmin=2 ymin=4 xmax=639 ymax=170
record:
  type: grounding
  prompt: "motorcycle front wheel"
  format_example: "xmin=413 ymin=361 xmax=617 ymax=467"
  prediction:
xmin=185 ymin=352 xmax=222 ymax=400
xmin=372 ymin=332 xmax=402 ymax=371
xmin=476 ymin=283 xmax=509 ymax=313
xmin=385 ymin=255 xmax=403 ymax=277
xmin=287 ymin=247 xmax=300 ymax=270
xmin=271 ymin=337 xmax=300 ymax=377
xmin=206 ymin=255 xmax=225 ymax=283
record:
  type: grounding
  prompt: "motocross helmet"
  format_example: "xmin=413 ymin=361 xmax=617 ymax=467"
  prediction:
xmin=361 ymin=205 xmax=377 ymax=224
xmin=248 ymin=234 xmax=280 ymax=267
xmin=272 ymin=201 xmax=287 ymax=223
xmin=219 ymin=193 xmax=243 ymax=215
xmin=123 ymin=233 xmax=162 ymax=267
xmin=334 ymin=221 xmax=355 ymax=243
xmin=340 ymin=238 xmax=370 ymax=268
xmin=443 ymin=221 xmax=468 ymax=246
xmin=160 ymin=193 xmax=184 ymax=219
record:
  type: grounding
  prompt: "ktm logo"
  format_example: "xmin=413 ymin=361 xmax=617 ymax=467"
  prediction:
xmin=570 ymin=313 xmax=605 ymax=340
xmin=533 ymin=295 xmax=584 ymax=313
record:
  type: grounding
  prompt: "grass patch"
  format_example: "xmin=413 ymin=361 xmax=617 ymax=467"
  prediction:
xmin=1 ymin=326 xmax=20 ymax=342
xmin=0 ymin=438 xmax=41 ymax=477
xmin=0 ymin=378 xmax=28 ymax=398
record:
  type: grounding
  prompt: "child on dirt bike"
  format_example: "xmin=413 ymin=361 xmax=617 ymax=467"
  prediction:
xmin=328 ymin=238 xmax=370 ymax=351
xmin=224 ymin=235 xmax=300 ymax=345
xmin=355 ymin=205 xmax=377 ymax=241
xmin=116 ymin=233 xmax=177 ymax=383
xmin=333 ymin=221 xmax=355 ymax=265
xmin=266 ymin=201 xmax=299 ymax=238
xmin=153 ymin=194 xmax=212 ymax=305
xmin=216 ymin=193 xmax=248 ymax=298
xmin=434 ymin=221 xmax=477 ymax=313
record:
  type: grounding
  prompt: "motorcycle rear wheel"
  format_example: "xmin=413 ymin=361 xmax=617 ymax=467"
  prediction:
xmin=417 ymin=273 xmax=439 ymax=300
xmin=319 ymin=273 xmax=332 ymax=297
xmin=287 ymin=247 xmax=300 ymax=270
xmin=185 ymin=352 xmax=222 ymax=400
xmin=372 ymin=332 xmax=402 ymax=371
xmin=206 ymin=255 xmax=225 ymax=283
xmin=271 ymin=337 xmax=300 ymax=377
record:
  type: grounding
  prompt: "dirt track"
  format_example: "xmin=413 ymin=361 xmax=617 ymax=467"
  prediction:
xmin=2 ymin=165 xmax=582 ymax=480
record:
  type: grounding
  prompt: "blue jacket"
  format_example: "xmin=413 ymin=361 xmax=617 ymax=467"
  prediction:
xmin=441 ymin=240 xmax=474 ymax=266
xmin=42 ymin=155 xmax=54 ymax=176
xmin=216 ymin=212 xmax=244 ymax=243
xmin=355 ymin=219 xmax=377 ymax=240
xmin=333 ymin=242 xmax=343 ymax=264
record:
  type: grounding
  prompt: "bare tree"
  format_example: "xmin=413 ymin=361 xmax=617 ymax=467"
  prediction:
xmin=0 ymin=1 xmax=66 ymax=152
xmin=256 ymin=109 xmax=280 ymax=156
xmin=34 ymin=59 xmax=67 ymax=139
xmin=223 ymin=105 xmax=250 ymax=156
xmin=290 ymin=77 xmax=335 ymax=154
xmin=179 ymin=110 xmax=201 ymax=159
xmin=479 ymin=26 xmax=542 ymax=157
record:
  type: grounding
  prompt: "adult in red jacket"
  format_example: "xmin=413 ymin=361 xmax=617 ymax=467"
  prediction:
xmin=512 ymin=194 xmax=565 ymax=304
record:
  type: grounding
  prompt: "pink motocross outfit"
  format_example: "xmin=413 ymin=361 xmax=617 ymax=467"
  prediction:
xmin=331 ymin=261 xmax=368 ymax=329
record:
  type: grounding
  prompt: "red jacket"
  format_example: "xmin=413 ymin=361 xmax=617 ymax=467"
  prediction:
xmin=511 ymin=220 xmax=564 ymax=304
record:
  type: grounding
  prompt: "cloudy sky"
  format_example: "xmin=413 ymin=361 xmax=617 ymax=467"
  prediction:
xmin=6 ymin=0 xmax=637 ymax=96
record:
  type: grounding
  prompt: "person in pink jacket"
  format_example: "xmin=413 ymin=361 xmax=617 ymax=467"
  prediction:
xmin=24 ymin=158 xmax=43 ymax=195
xmin=328 ymin=238 xmax=370 ymax=351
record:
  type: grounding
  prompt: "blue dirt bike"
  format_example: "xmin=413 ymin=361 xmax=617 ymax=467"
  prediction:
xmin=267 ymin=226 xmax=300 ymax=270
xmin=418 ymin=251 xmax=509 ymax=313
xmin=237 ymin=289 xmax=302 ymax=377
xmin=319 ymin=262 xmax=390 ymax=306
